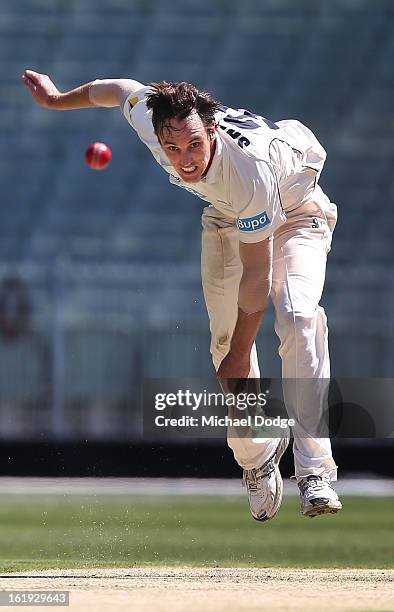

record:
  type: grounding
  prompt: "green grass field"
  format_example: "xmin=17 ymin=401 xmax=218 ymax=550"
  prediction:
xmin=0 ymin=495 xmax=392 ymax=572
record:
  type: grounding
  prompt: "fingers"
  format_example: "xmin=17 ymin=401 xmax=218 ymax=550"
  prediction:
xmin=22 ymin=69 xmax=44 ymax=85
xmin=21 ymin=73 xmax=36 ymax=91
xmin=24 ymin=69 xmax=40 ymax=79
xmin=21 ymin=69 xmax=45 ymax=93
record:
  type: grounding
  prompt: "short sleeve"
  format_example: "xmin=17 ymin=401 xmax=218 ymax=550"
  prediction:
xmin=236 ymin=162 xmax=287 ymax=243
xmin=121 ymin=87 xmax=172 ymax=169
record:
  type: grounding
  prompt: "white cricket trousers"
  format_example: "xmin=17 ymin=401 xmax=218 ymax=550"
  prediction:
xmin=201 ymin=204 xmax=338 ymax=480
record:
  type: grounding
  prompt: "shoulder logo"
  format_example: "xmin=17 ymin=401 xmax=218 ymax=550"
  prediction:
xmin=128 ymin=96 xmax=139 ymax=110
xmin=237 ymin=211 xmax=271 ymax=232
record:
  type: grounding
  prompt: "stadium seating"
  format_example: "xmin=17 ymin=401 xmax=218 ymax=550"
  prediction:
xmin=0 ymin=0 xmax=393 ymax=431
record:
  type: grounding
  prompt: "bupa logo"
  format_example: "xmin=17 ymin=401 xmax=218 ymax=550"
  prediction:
xmin=237 ymin=212 xmax=271 ymax=232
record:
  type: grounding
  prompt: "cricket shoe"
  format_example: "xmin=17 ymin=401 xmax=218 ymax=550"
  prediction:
xmin=242 ymin=437 xmax=290 ymax=522
xmin=297 ymin=475 xmax=343 ymax=518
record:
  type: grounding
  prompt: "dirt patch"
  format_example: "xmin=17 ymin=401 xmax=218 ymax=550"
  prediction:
xmin=0 ymin=568 xmax=392 ymax=612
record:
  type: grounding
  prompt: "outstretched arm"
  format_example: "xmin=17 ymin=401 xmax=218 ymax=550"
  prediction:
xmin=21 ymin=69 xmax=144 ymax=110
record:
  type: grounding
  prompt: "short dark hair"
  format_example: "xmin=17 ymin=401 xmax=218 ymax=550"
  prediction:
xmin=146 ymin=81 xmax=220 ymax=140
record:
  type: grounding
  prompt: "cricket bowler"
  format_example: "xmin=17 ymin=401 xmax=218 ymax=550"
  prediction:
xmin=22 ymin=70 xmax=343 ymax=520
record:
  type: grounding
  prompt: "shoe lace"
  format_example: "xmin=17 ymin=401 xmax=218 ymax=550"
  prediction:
xmin=243 ymin=460 xmax=275 ymax=492
xmin=298 ymin=475 xmax=330 ymax=495
xmin=243 ymin=469 xmax=259 ymax=492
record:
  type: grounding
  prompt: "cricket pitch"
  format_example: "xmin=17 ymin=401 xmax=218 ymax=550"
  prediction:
xmin=0 ymin=568 xmax=393 ymax=612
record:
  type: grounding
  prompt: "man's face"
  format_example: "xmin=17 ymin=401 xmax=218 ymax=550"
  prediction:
xmin=159 ymin=112 xmax=216 ymax=183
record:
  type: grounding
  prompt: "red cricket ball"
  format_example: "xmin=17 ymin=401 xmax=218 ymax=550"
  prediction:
xmin=85 ymin=142 xmax=112 ymax=170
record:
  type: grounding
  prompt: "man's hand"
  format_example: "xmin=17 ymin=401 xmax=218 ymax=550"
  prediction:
xmin=217 ymin=350 xmax=251 ymax=398
xmin=21 ymin=70 xmax=61 ymax=109
xmin=217 ymin=350 xmax=251 ymax=380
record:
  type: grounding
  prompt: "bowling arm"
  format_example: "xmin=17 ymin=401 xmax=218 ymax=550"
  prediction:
xmin=21 ymin=70 xmax=144 ymax=110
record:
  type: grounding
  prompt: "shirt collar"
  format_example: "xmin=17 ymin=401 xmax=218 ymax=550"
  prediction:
xmin=200 ymin=133 xmax=223 ymax=185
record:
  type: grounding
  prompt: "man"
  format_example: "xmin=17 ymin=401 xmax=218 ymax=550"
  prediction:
xmin=22 ymin=70 xmax=342 ymax=520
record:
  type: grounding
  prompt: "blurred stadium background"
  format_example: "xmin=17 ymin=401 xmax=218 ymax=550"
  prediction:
xmin=0 ymin=0 xmax=393 ymax=478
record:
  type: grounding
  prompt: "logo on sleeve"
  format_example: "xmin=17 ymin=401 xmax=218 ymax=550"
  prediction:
xmin=237 ymin=212 xmax=271 ymax=232
xmin=128 ymin=96 xmax=139 ymax=111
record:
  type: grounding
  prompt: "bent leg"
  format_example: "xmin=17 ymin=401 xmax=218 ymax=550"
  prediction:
xmin=201 ymin=206 xmax=278 ymax=469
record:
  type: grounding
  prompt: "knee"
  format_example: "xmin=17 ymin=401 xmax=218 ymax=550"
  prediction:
xmin=210 ymin=332 xmax=232 ymax=371
xmin=208 ymin=310 xmax=238 ymax=370
xmin=276 ymin=307 xmax=327 ymax=347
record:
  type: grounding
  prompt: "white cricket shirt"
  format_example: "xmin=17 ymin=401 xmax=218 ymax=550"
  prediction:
xmin=122 ymin=87 xmax=329 ymax=243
